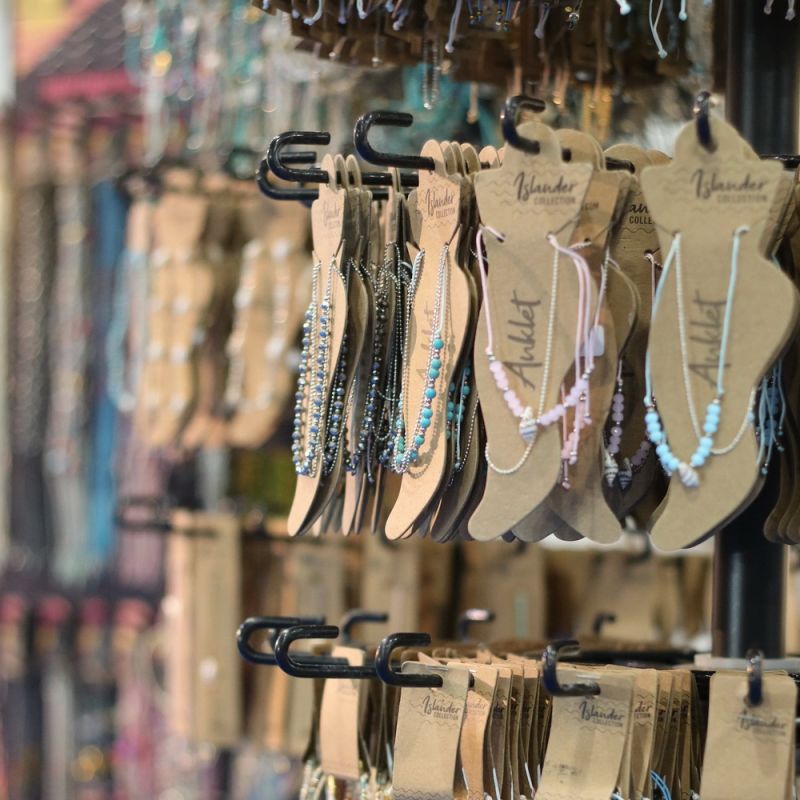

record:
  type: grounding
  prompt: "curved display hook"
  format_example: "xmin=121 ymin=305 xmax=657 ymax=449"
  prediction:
xmin=267 ymin=132 xmax=332 ymax=183
xmin=591 ymin=612 xmax=617 ymax=636
xmin=746 ymin=648 xmax=764 ymax=707
xmin=501 ymin=95 xmax=547 ymax=154
xmin=256 ymin=155 xmax=319 ymax=205
xmin=274 ymin=624 xmax=378 ymax=679
xmin=268 ymin=131 xmax=394 ymax=198
xmin=375 ymin=632 xmax=443 ymax=688
xmin=542 ymin=639 xmax=601 ymax=697
xmin=501 ymin=95 xmax=634 ymax=172
xmin=236 ymin=615 xmax=343 ymax=666
xmin=340 ymin=609 xmax=389 ymax=644
xmin=354 ymin=111 xmax=432 ymax=175
xmin=456 ymin=608 xmax=496 ymax=642
xmin=694 ymin=90 xmax=714 ymax=152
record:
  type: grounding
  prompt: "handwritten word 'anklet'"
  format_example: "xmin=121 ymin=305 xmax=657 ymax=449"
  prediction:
xmin=476 ymin=227 xmax=600 ymax=475
xmin=644 ymin=226 xmax=755 ymax=488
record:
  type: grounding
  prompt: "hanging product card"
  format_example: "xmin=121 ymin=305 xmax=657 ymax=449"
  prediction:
xmin=386 ymin=141 xmax=471 ymax=540
xmin=603 ymin=145 xmax=663 ymax=517
xmin=545 ymin=129 xmax=630 ymax=545
xmin=392 ymin=662 xmax=470 ymax=800
xmin=164 ymin=517 xmax=194 ymax=738
xmin=470 ymin=121 xmax=593 ymax=540
xmin=700 ymin=671 xmax=797 ymax=800
xmin=186 ymin=512 xmax=242 ymax=746
xmin=450 ymin=662 xmax=497 ymax=800
xmin=628 ymin=668 xmax=659 ymax=800
xmin=319 ymin=646 xmax=368 ymax=781
xmin=640 ymin=116 xmax=799 ymax=549
xmin=536 ymin=667 xmax=634 ymax=800
xmin=288 ymin=158 xmax=351 ymax=536
xmin=137 ymin=172 xmax=213 ymax=448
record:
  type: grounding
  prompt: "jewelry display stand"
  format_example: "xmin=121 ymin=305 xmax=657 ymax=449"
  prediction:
xmin=711 ymin=2 xmax=800 ymax=661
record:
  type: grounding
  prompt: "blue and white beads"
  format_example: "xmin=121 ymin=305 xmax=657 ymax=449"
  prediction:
xmin=644 ymin=399 xmax=722 ymax=487
xmin=393 ymin=329 xmax=444 ymax=472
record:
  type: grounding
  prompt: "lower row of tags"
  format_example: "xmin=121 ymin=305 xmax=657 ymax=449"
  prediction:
xmin=299 ymin=648 xmax=798 ymax=800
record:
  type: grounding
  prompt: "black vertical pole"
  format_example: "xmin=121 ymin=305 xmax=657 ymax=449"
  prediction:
xmin=712 ymin=2 xmax=800 ymax=659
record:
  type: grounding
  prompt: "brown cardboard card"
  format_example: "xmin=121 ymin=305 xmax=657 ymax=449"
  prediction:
xmin=700 ymin=671 xmax=797 ymax=800
xmin=392 ymin=662 xmax=470 ymax=800
xmin=537 ymin=667 xmax=634 ymax=800
xmin=546 ymin=133 xmax=630 ymax=544
xmin=319 ymin=645 xmax=368 ymax=781
xmin=603 ymin=146 xmax=665 ymax=517
xmin=288 ymin=166 xmax=351 ymax=536
xmin=640 ymin=116 xmax=800 ymax=549
xmin=386 ymin=141 xmax=471 ymax=539
xmin=468 ymin=121 xmax=593 ymax=539
xmin=450 ymin=662 xmax=497 ymax=800
xmin=189 ymin=512 xmax=242 ymax=747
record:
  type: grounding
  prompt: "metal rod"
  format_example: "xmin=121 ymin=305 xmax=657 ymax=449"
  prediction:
xmin=713 ymin=1 xmax=799 ymax=659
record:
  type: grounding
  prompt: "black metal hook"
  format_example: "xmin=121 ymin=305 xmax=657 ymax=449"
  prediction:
xmin=591 ymin=612 xmax=617 ymax=636
xmin=746 ymin=648 xmax=764 ymax=707
xmin=274 ymin=624 xmax=378 ymax=679
xmin=542 ymin=640 xmax=601 ymax=697
xmin=267 ymin=132 xmax=332 ymax=183
xmin=501 ymin=95 xmax=634 ymax=171
xmin=340 ymin=609 xmax=389 ymax=644
xmin=501 ymin=95 xmax=547 ymax=154
xmin=238 ymin=616 xmax=350 ymax=668
xmin=256 ymin=152 xmax=319 ymax=206
xmin=354 ymin=111 xmax=433 ymax=174
xmin=456 ymin=608 xmax=495 ymax=642
xmin=375 ymin=632 xmax=443 ymax=687
xmin=268 ymin=131 xmax=395 ymax=199
xmin=693 ymin=90 xmax=714 ymax=152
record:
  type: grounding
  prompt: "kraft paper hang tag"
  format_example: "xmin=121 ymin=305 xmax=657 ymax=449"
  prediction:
xmin=189 ymin=512 xmax=242 ymax=746
xmin=491 ymin=659 xmax=525 ymax=800
xmin=469 ymin=121 xmax=593 ymax=540
xmin=536 ymin=667 xmax=635 ymax=800
xmin=603 ymin=145 xmax=663 ymax=517
xmin=650 ymin=663 xmax=674 ymax=782
xmin=640 ymin=116 xmax=800 ymax=549
xmin=450 ymin=662 xmax=497 ymax=800
xmin=700 ymin=671 xmax=797 ymax=800
xmin=392 ymin=662 xmax=470 ymax=800
xmin=608 ymin=665 xmax=659 ymax=800
xmin=288 ymin=160 xmax=351 ymax=536
xmin=545 ymin=133 xmax=631 ymax=544
xmin=164 ymin=517 xmax=194 ymax=738
xmin=309 ymin=250 xmax=369 ymax=534
xmin=319 ymin=646 xmax=368 ymax=781
xmin=479 ymin=663 xmax=511 ymax=799
xmin=386 ymin=141 xmax=471 ymax=540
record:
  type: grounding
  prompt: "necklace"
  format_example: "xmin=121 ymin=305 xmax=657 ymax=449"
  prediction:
xmin=345 ymin=263 xmax=390 ymax=476
xmin=292 ymin=257 xmax=335 ymax=477
xmin=644 ymin=226 xmax=754 ymax=488
xmin=376 ymin=246 xmax=409 ymax=469
xmin=445 ymin=363 xmax=479 ymax=483
xmin=603 ymin=252 xmax=660 ymax=488
xmin=392 ymin=244 xmax=449 ymax=474
xmin=476 ymin=227 xmax=599 ymax=475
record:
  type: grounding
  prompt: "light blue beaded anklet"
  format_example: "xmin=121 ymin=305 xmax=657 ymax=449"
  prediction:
xmin=644 ymin=226 xmax=752 ymax=488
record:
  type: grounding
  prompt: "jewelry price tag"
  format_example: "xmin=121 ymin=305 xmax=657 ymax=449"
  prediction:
xmin=392 ymin=662 xmax=470 ymax=800
xmin=700 ymin=671 xmax=797 ymax=800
